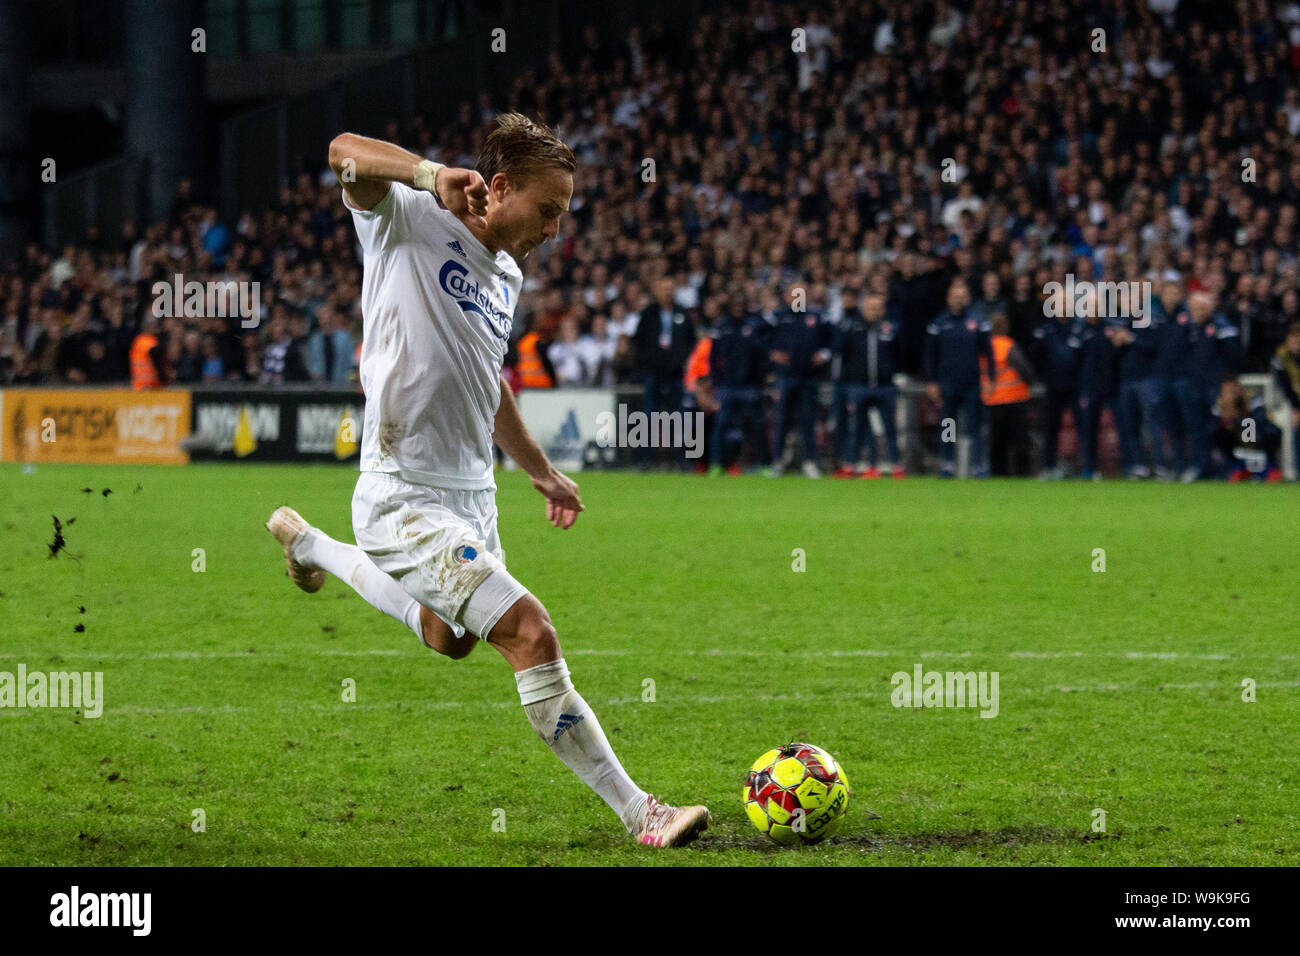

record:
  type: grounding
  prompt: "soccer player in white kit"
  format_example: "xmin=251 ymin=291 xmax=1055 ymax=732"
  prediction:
xmin=265 ymin=114 xmax=709 ymax=847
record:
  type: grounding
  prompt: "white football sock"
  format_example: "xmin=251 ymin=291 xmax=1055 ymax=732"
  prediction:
xmin=293 ymin=528 xmax=423 ymax=643
xmin=515 ymin=658 xmax=649 ymax=832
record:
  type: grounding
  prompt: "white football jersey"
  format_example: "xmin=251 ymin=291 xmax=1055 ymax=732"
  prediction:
xmin=346 ymin=181 xmax=522 ymax=490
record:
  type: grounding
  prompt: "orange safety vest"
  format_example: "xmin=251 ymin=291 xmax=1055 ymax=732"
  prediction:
xmin=981 ymin=334 xmax=1030 ymax=405
xmin=516 ymin=332 xmax=554 ymax=388
xmin=684 ymin=337 xmax=711 ymax=392
xmin=130 ymin=333 xmax=162 ymax=390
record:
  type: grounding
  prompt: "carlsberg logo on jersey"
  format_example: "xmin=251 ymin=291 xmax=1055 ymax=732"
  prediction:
xmin=438 ymin=260 xmax=512 ymax=340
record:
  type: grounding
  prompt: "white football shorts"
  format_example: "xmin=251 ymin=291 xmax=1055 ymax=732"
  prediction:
xmin=351 ymin=470 xmax=529 ymax=641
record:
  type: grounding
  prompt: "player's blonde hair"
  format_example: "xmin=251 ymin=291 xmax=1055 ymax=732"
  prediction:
xmin=475 ymin=113 xmax=576 ymax=187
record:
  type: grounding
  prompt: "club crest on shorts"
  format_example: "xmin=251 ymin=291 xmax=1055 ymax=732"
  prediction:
xmin=455 ymin=545 xmax=478 ymax=564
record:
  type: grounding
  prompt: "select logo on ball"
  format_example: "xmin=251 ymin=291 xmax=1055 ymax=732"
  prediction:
xmin=742 ymin=742 xmax=851 ymax=845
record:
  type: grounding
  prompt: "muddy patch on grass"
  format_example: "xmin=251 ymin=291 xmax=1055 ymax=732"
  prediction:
xmin=691 ymin=824 xmax=1120 ymax=853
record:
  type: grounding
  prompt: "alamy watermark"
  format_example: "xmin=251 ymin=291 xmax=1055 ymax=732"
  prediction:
xmin=594 ymin=403 xmax=705 ymax=459
xmin=50 ymin=886 xmax=150 ymax=935
xmin=152 ymin=273 xmax=262 ymax=328
xmin=890 ymin=664 xmax=999 ymax=718
xmin=1043 ymin=275 xmax=1152 ymax=328
xmin=0 ymin=665 xmax=103 ymax=718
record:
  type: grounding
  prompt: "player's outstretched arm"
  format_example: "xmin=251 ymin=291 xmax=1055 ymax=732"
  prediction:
xmin=492 ymin=375 xmax=584 ymax=529
xmin=327 ymin=132 xmax=487 ymax=229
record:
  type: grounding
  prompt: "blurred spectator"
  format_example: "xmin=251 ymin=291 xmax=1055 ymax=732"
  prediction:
xmin=515 ymin=313 xmax=556 ymax=388
xmin=631 ymin=275 xmax=697 ymax=467
xmin=129 ymin=315 xmax=169 ymax=390
xmin=1116 ymin=289 xmax=1162 ymax=479
xmin=768 ymin=285 xmax=831 ymax=478
xmin=199 ymin=208 xmax=231 ymax=268
xmin=584 ymin=314 xmax=619 ymax=387
xmin=1272 ymin=322 xmax=1300 ymax=425
xmin=1151 ymin=280 xmax=1200 ymax=481
xmin=200 ymin=334 xmax=225 ymax=383
xmin=259 ymin=312 xmax=308 ymax=385
xmin=708 ymin=286 xmax=770 ymax=475
xmin=1032 ymin=308 xmax=1083 ymax=479
xmin=1212 ymin=379 xmax=1282 ymax=482
xmin=969 ymin=273 xmax=1008 ymax=336
xmin=0 ymin=318 xmax=20 ymax=384
xmin=1075 ymin=300 xmax=1127 ymax=480
xmin=548 ymin=315 xmax=595 ymax=386
xmin=926 ymin=277 xmax=995 ymax=478
xmin=173 ymin=328 xmax=205 ymax=383
xmin=683 ymin=307 xmax=718 ymax=470
xmin=981 ymin=313 xmax=1036 ymax=476
xmin=56 ymin=304 xmax=95 ymax=382
xmin=241 ymin=331 xmax=262 ymax=381
xmin=100 ymin=296 xmax=133 ymax=381
xmin=79 ymin=338 xmax=114 ymax=383
xmin=533 ymin=288 xmax=572 ymax=343
xmin=1186 ymin=291 xmax=1241 ymax=478
xmin=834 ymin=289 xmax=901 ymax=478
xmin=306 ymin=304 xmax=358 ymax=383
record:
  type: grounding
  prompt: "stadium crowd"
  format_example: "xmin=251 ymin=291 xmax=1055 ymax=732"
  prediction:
xmin=4 ymin=0 xmax=1300 ymax=480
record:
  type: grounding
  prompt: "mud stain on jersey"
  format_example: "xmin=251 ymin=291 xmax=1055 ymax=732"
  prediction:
xmin=377 ymin=420 xmax=400 ymax=459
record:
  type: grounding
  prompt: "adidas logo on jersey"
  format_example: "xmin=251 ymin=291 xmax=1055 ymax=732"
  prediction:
xmin=447 ymin=240 xmax=467 ymax=258
xmin=552 ymin=712 xmax=585 ymax=742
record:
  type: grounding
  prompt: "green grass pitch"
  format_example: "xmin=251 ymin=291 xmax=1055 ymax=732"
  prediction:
xmin=1 ymin=461 xmax=1296 ymax=866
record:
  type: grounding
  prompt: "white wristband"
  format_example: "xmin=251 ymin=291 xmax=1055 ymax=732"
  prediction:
xmin=413 ymin=159 xmax=445 ymax=199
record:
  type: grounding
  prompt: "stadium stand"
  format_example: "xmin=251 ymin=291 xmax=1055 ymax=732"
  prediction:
xmin=4 ymin=0 xmax=1299 ymax=478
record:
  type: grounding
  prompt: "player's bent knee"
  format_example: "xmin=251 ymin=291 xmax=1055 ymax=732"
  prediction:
xmin=517 ymin=607 xmax=558 ymax=659
xmin=488 ymin=594 xmax=560 ymax=667
xmin=419 ymin=605 xmax=475 ymax=660
xmin=439 ymin=632 xmax=476 ymax=660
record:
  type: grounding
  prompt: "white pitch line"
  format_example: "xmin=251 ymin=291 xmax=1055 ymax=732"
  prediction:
xmin=1008 ymin=651 xmax=1084 ymax=658
xmin=1009 ymin=650 xmax=1236 ymax=661
xmin=0 ymin=649 xmax=406 ymax=661
xmin=1123 ymin=651 xmax=1234 ymax=660
xmin=0 ymin=648 xmax=1289 ymax=662
xmin=2 ymin=681 xmax=1297 ymax=719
